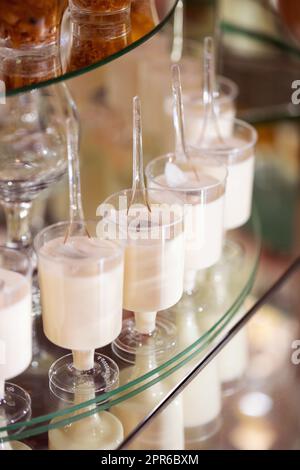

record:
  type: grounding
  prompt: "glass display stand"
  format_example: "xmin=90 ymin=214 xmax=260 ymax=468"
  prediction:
xmin=0 ymin=214 xmax=261 ymax=448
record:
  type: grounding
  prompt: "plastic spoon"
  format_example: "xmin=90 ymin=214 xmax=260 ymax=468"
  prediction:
xmin=127 ymin=96 xmax=151 ymax=214
xmin=171 ymin=0 xmax=184 ymax=63
xmin=64 ymin=116 xmax=90 ymax=243
xmin=200 ymin=36 xmax=225 ymax=144
xmin=172 ymin=64 xmax=199 ymax=180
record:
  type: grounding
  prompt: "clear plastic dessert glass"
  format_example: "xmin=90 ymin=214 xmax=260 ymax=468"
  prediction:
xmin=193 ymin=119 xmax=257 ymax=230
xmin=0 ymin=248 xmax=32 ymax=450
xmin=145 ymin=149 xmax=227 ymax=294
xmin=139 ymin=36 xmax=238 ymax=153
xmin=34 ymin=220 xmax=124 ymax=401
xmin=98 ymin=188 xmax=185 ymax=362
xmin=138 ymin=39 xmax=203 ymax=154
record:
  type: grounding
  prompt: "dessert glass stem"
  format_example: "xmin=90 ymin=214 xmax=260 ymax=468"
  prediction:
xmin=72 ymin=350 xmax=94 ymax=371
xmin=134 ymin=311 xmax=157 ymax=335
xmin=3 ymin=201 xmax=32 ymax=251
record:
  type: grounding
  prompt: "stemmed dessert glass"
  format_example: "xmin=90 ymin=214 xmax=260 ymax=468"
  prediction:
xmin=34 ymin=116 xmax=124 ymax=402
xmin=0 ymin=84 xmax=76 ymax=260
xmin=191 ymin=37 xmax=257 ymax=231
xmin=99 ymin=97 xmax=185 ymax=362
xmin=146 ymin=65 xmax=227 ymax=293
xmin=0 ymin=248 xmax=32 ymax=450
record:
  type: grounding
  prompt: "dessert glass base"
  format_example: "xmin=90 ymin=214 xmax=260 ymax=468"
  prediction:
xmin=49 ymin=353 xmax=119 ymax=402
xmin=112 ymin=313 xmax=177 ymax=364
xmin=0 ymin=383 xmax=31 ymax=450
xmin=0 ymin=383 xmax=31 ymax=425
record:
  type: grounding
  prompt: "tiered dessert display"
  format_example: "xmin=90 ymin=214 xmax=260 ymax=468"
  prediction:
xmin=0 ymin=1 xmax=262 ymax=451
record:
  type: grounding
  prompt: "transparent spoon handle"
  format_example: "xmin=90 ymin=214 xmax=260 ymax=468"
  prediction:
xmin=203 ymin=36 xmax=215 ymax=113
xmin=172 ymin=63 xmax=187 ymax=160
xmin=171 ymin=0 xmax=184 ymax=63
xmin=66 ymin=117 xmax=84 ymax=223
xmin=201 ymin=36 xmax=225 ymax=143
xmin=128 ymin=96 xmax=151 ymax=213
xmin=132 ymin=96 xmax=146 ymax=193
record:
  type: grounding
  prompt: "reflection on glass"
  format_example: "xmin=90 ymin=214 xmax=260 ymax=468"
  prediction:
xmin=0 ymin=1 xmax=67 ymax=90
xmin=48 ymin=379 xmax=124 ymax=450
xmin=206 ymin=240 xmax=250 ymax=395
xmin=175 ymin=305 xmax=222 ymax=445
xmin=112 ymin=341 xmax=185 ymax=450
xmin=131 ymin=0 xmax=158 ymax=41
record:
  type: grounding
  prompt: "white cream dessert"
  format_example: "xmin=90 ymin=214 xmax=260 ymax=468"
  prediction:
xmin=205 ymin=136 xmax=255 ymax=230
xmin=0 ymin=269 xmax=31 ymax=382
xmin=149 ymin=163 xmax=225 ymax=288
xmin=38 ymin=236 xmax=123 ymax=351
xmin=103 ymin=204 xmax=185 ymax=334
xmin=123 ymin=234 xmax=185 ymax=314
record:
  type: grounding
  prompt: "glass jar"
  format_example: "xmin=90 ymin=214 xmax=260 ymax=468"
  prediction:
xmin=67 ymin=0 xmax=132 ymax=71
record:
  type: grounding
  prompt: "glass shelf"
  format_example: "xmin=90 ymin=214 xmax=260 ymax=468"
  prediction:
xmin=0 ymin=211 xmax=260 ymax=449
xmin=1 ymin=0 xmax=179 ymax=97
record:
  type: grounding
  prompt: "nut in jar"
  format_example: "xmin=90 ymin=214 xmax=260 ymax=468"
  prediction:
xmin=0 ymin=0 xmax=68 ymax=48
